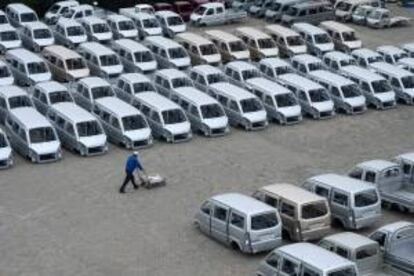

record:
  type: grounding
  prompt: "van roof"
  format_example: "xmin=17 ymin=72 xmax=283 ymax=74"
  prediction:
xmin=377 ymin=45 xmax=406 ymax=55
xmin=7 ymin=48 xmax=44 ymax=63
xmin=7 ymin=3 xmax=36 ymax=14
xmin=395 ymin=152 xmax=414 ymax=163
xmin=261 ymin=183 xmax=326 ymax=204
xmin=79 ymin=42 xmax=115 ymax=56
xmin=320 ymin=20 xmax=355 ymax=33
xmin=107 ymin=14 xmax=132 ymax=23
xmin=279 ymin=73 xmax=322 ymax=90
xmin=57 ymin=18 xmax=82 ymax=27
xmin=135 ymin=92 xmax=180 ymax=111
xmin=156 ymin=68 xmax=188 ymax=80
xmin=211 ymin=193 xmax=276 ymax=215
xmin=144 ymin=35 xmax=181 ymax=48
xmin=205 ymin=30 xmax=239 ymax=42
xmin=292 ymin=1 xmax=330 ymax=8
xmin=52 ymin=102 xmax=96 ymax=123
xmin=292 ymin=54 xmax=322 ymax=64
xmin=265 ymin=24 xmax=299 ymax=37
xmin=341 ymin=66 xmax=383 ymax=82
xmin=79 ymin=76 xmax=109 ymax=88
xmin=0 ymin=85 xmax=28 ymax=98
xmin=399 ymin=57 xmax=414 ymax=67
xmin=43 ymin=45 xmax=82 ymax=60
xmin=174 ymin=87 xmax=218 ymax=105
xmin=130 ymin=12 xmax=156 ymax=20
xmin=226 ymin=61 xmax=258 ymax=71
xmin=293 ymin=22 xmax=327 ymax=35
xmin=246 ymin=78 xmax=291 ymax=96
xmin=54 ymin=0 xmax=79 ymax=7
xmin=191 ymin=64 xmax=223 ymax=76
xmin=34 ymin=81 xmax=67 ymax=93
xmin=324 ymin=51 xmax=354 ymax=61
xmin=352 ymin=48 xmax=381 ymax=58
xmin=260 ymin=57 xmax=291 ymax=68
xmin=10 ymin=107 xmax=51 ymax=129
xmin=80 ymin=16 xmax=107 ymax=25
xmin=308 ymin=173 xmax=376 ymax=192
xmin=199 ymin=2 xmax=224 ymax=8
xmin=119 ymin=73 xmax=151 ymax=84
xmin=0 ymin=23 xmax=16 ymax=32
xmin=176 ymin=32 xmax=213 ymax=45
xmin=376 ymin=221 xmax=413 ymax=233
xmin=323 ymin=232 xmax=377 ymax=250
xmin=210 ymin=82 xmax=255 ymax=100
xmin=355 ymin=159 xmax=399 ymax=172
xmin=370 ymin=62 xmax=412 ymax=78
xmin=277 ymin=243 xmax=355 ymax=270
xmin=236 ymin=27 xmax=270 ymax=39
xmin=95 ymin=97 xmax=140 ymax=117
xmin=309 ymin=70 xmax=353 ymax=86
xmin=114 ymin=39 xmax=150 ymax=52
xmin=23 ymin=21 xmax=49 ymax=30
xmin=69 ymin=4 xmax=93 ymax=12
xmin=155 ymin=10 xmax=181 ymax=18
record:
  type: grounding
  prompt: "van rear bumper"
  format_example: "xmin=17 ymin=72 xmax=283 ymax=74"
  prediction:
xmin=301 ymin=225 xmax=331 ymax=241
xmin=353 ymin=214 xmax=381 ymax=229
xmin=250 ymin=237 xmax=282 ymax=254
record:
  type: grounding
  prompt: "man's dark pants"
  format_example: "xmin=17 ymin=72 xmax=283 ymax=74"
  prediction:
xmin=120 ymin=171 xmax=139 ymax=193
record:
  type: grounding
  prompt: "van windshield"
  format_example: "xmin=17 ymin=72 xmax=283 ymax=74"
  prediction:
xmin=27 ymin=62 xmax=48 ymax=74
xmin=354 ymin=190 xmax=378 ymax=207
xmin=8 ymin=96 xmax=32 ymax=109
xmin=242 ymin=69 xmax=261 ymax=80
xmin=172 ymin=77 xmax=192 ymax=88
xmin=91 ymin=86 xmax=114 ymax=99
xmin=343 ymin=32 xmax=358 ymax=42
xmin=142 ymin=18 xmax=160 ymax=28
xmin=340 ymin=59 xmax=356 ymax=67
xmin=372 ymin=79 xmax=391 ymax=93
xmin=200 ymin=44 xmax=218 ymax=55
xmin=308 ymin=62 xmax=324 ymax=71
xmin=302 ymin=201 xmax=328 ymax=219
xmin=328 ymin=267 xmax=357 ymax=276
xmin=0 ymin=31 xmax=18 ymax=41
xmin=402 ymin=75 xmax=414 ymax=89
xmin=133 ymin=82 xmax=155 ymax=93
xmin=194 ymin=6 xmax=207 ymax=15
xmin=49 ymin=91 xmax=73 ymax=104
xmin=394 ymin=53 xmax=408 ymax=62
xmin=67 ymin=26 xmax=85 ymax=36
xmin=167 ymin=16 xmax=183 ymax=26
xmin=368 ymin=10 xmax=382 ymax=20
xmin=0 ymin=133 xmax=7 ymax=147
xmin=250 ymin=212 xmax=278 ymax=230
xmin=134 ymin=51 xmax=154 ymax=63
xmin=29 ymin=127 xmax=56 ymax=143
xmin=309 ymin=89 xmax=330 ymax=102
xmin=207 ymin=73 xmax=227 ymax=84
xmin=92 ymin=23 xmax=110 ymax=34
xmin=367 ymin=55 xmax=383 ymax=64
xmin=0 ymin=14 xmax=8 ymax=24
xmin=275 ymin=93 xmax=297 ymax=107
xmin=118 ymin=20 xmax=135 ymax=31
xmin=258 ymin=38 xmax=276 ymax=49
xmin=314 ymin=33 xmax=332 ymax=44
xmin=122 ymin=115 xmax=147 ymax=131
xmin=162 ymin=109 xmax=186 ymax=124
xmin=200 ymin=103 xmax=224 ymax=119
xmin=286 ymin=7 xmax=298 ymax=16
xmin=21 ymin=12 xmax=38 ymax=23
xmin=275 ymin=66 xmax=294 ymax=76
xmin=229 ymin=41 xmax=247 ymax=52
xmin=33 ymin=29 xmax=52 ymax=39
xmin=168 ymin=47 xmax=188 ymax=59
xmin=77 ymin=121 xmax=102 ymax=136
xmin=240 ymin=98 xmax=263 ymax=113
xmin=287 ymin=35 xmax=304 ymax=46
xmin=66 ymin=58 xmax=86 ymax=70
xmin=341 ymin=84 xmax=361 ymax=98
xmin=336 ymin=2 xmax=352 ymax=11
xmin=99 ymin=54 xmax=120 ymax=66
xmin=0 ymin=66 xmax=11 ymax=78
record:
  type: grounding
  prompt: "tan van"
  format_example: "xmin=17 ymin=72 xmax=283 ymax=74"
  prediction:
xmin=204 ymin=30 xmax=250 ymax=63
xmin=234 ymin=27 xmax=279 ymax=60
xmin=42 ymin=45 xmax=90 ymax=82
xmin=253 ymin=183 xmax=331 ymax=242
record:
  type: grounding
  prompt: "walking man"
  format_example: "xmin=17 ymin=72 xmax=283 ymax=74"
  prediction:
xmin=120 ymin=151 xmax=145 ymax=193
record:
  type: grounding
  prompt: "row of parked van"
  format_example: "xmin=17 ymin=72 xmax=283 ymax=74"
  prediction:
xmin=194 ymin=152 xmax=414 ymax=274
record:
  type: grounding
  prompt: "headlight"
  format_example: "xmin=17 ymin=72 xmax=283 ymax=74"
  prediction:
xmin=57 ymin=147 xmax=63 ymax=158
xmin=242 ymin=118 xmax=251 ymax=128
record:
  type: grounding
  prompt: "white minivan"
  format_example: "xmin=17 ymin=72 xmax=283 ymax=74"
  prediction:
xmin=376 ymin=45 xmax=409 ymax=65
xmin=224 ymin=61 xmax=262 ymax=90
xmin=113 ymin=73 xmax=157 ymax=106
xmin=153 ymin=68 xmax=194 ymax=98
xmin=44 ymin=0 xmax=79 ymax=25
xmin=0 ymin=85 xmax=33 ymax=124
xmin=6 ymin=3 xmax=39 ymax=28
xmin=235 ymin=27 xmax=279 ymax=60
xmin=19 ymin=21 xmax=55 ymax=52
xmin=205 ymin=30 xmax=250 ymax=63
xmin=5 ymin=107 xmax=61 ymax=163
xmin=264 ymin=24 xmax=307 ymax=57
xmin=189 ymin=65 xmax=228 ymax=92
xmin=120 ymin=10 xmax=162 ymax=40
xmin=30 ymin=81 xmax=74 ymax=115
xmin=106 ymin=14 xmax=138 ymax=40
xmin=258 ymin=58 xmax=295 ymax=81
xmin=80 ymin=16 xmax=113 ymax=44
xmin=0 ymin=24 xmax=21 ymax=53
xmin=53 ymin=18 xmax=87 ymax=49
xmin=0 ymin=128 xmax=13 ymax=169
xmin=175 ymin=32 xmax=221 ymax=66
xmin=5 ymin=48 xmax=51 ymax=86
xmin=0 ymin=61 xmax=14 ymax=86
xmin=292 ymin=22 xmax=334 ymax=57
xmin=155 ymin=11 xmax=186 ymax=38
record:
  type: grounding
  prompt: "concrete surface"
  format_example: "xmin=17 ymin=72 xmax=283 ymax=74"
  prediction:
xmin=1 ymin=4 xmax=414 ymax=276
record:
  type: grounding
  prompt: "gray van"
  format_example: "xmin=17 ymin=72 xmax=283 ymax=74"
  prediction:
xmin=282 ymin=1 xmax=335 ymax=26
xmin=0 ymin=85 xmax=33 ymax=124
xmin=304 ymin=173 xmax=382 ymax=230
xmin=30 ymin=81 xmax=74 ymax=115
xmin=194 ymin=193 xmax=282 ymax=254
xmin=113 ymin=73 xmax=157 ymax=107
xmin=264 ymin=0 xmax=307 ymax=22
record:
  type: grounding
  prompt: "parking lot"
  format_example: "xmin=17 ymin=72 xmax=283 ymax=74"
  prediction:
xmin=1 ymin=4 xmax=414 ymax=276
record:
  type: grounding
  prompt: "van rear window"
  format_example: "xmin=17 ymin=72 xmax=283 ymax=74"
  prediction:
xmin=354 ymin=190 xmax=378 ymax=207
xmin=301 ymin=201 xmax=328 ymax=219
xmin=251 ymin=212 xmax=278 ymax=230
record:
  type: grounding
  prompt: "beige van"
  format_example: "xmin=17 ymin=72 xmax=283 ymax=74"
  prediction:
xmin=235 ymin=27 xmax=279 ymax=60
xmin=175 ymin=32 xmax=221 ymax=66
xmin=264 ymin=24 xmax=307 ymax=57
xmin=319 ymin=21 xmax=362 ymax=53
xmin=204 ymin=30 xmax=250 ymax=63
xmin=253 ymin=183 xmax=331 ymax=242
xmin=42 ymin=45 xmax=90 ymax=82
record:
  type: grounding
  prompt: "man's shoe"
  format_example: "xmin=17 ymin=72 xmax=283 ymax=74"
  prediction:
xmin=133 ymin=185 xmax=139 ymax=190
xmin=119 ymin=189 xmax=126 ymax=193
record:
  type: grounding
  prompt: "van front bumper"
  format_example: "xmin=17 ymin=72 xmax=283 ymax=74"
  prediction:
xmin=35 ymin=152 xmax=62 ymax=163
xmin=86 ymin=145 xmax=108 ymax=156
xmin=353 ymin=213 xmax=381 ymax=230
xmin=250 ymin=237 xmax=282 ymax=254
xmin=0 ymin=157 xmax=13 ymax=169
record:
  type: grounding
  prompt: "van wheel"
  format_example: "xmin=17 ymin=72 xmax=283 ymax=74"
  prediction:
xmin=282 ymin=229 xmax=292 ymax=241
xmin=398 ymin=205 xmax=408 ymax=213
xmin=382 ymin=201 xmax=392 ymax=209
xmin=230 ymin=241 xmax=240 ymax=251
xmin=332 ymin=218 xmax=345 ymax=229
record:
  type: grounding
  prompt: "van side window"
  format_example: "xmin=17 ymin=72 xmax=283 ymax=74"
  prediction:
xmin=298 ymin=64 xmax=307 ymax=73
xmin=230 ymin=212 xmax=244 ymax=229
xmin=229 ymin=100 xmax=240 ymax=112
xmin=40 ymin=93 xmax=48 ymax=104
xmin=0 ymin=98 xmax=6 ymax=108
xmin=217 ymin=95 xmax=227 ymax=106
xmin=180 ymin=100 xmax=189 ymax=110
xmin=303 ymin=266 xmax=320 ymax=276
xmin=336 ymin=246 xmax=349 ymax=258
xmin=384 ymin=55 xmax=393 ymax=64
xmin=216 ymin=7 xmax=224 ymax=13
xmin=111 ymin=117 xmax=120 ymax=129
xmin=281 ymin=202 xmax=295 ymax=217
xmin=298 ymin=91 xmax=307 ymax=101
xmin=65 ymin=123 xmax=75 ymax=135
xmin=361 ymin=82 xmax=370 ymax=92
xmin=265 ymin=253 xmax=280 ymax=269
xmin=201 ymin=201 xmax=211 ymax=215
xmin=190 ymin=106 xmax=199 ymax=118
xmin=265 ymin=95 xmax=274 ymax=107
xmin=57 ymin=116 xmax=65 ymax=128
xmin=190 ymin=71 xmax=197 ymax=81
xmin=364 ymin=171 xmax=376 ymax=183
xmin=281 ymin=258 xmax=299 ymax=276
xmin=403 ymin=164 xmax=412 ymax=175
xmin=390 ymin=78 xmax=401 ymax=88
xmin=332 ymin=191 xmax=348 ymax=207
xmin=356 ymin=247 xmax=377 ymax=260
xmin=213 ymin=206 xmax=227 ymax=221
xmin=18 ymin=128 xmax=27 ymax=142
xmin=253 ymin=89 xmax=263 ymax=99
xmin=101 ymin=111 xmax=111 ymax=123
xmin=331 ymin=86 xmax=341 ymax=97
xmin=264 ymin=195 xmax=278 ymax=207
xmin=370 ymin=231 xmax=386 ymax=247
xmin=150 ymin=112 xmax=161 ymax=123
xmin=141 ymin=105 xmax=151 ymax=116
xmin=315 ymin=185 xmax=329 ymax=198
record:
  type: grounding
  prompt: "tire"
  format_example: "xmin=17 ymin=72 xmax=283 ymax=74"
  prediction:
xmin=230 ymin=241 xmax=240 ymax=251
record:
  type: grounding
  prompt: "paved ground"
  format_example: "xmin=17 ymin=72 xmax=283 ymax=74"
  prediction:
xmin=1 ymin=5 xmax=414 ymax=276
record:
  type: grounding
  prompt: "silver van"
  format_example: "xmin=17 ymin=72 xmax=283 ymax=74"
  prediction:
xmin=93 ymin=97 xmax=152 ymax=149
xmin=70 ymin=77 xmax=116 ymax=111
xmin=44 ymin=0 xmax=79 ymax=25
xmin=292 ymin=22 xmax=334 ymax=57
xmin=106 ymin=14 xmax=138 ymax=40
xmin=0 ymin=60 xmax=14 ymax=86
xmin=5 ymin=107 xmax=61 ymax=163
xmin=154 ymin=68 xmax=193 ymax=98
xmin=5 ymin=3 xmax=39 ymax=28
xmin=53 ymin=18 xmax=87 ymax=49
xmin=264 ymin=0 xmax=307 ymax=22
xmin=323 ymin=51 xmax=357 ymax=72
xmin=208 ymin=82 xmax=268 ymax=131
xmin=351 ymin=48 xmax=384 ymax=68
xmin=134 ymin=92 xmax=192 ymax=143
xmin=253 ymin=184 xmax=331 ymax=241
xmin=0 ymin=128 xmax=13 ymax=169
xmin=30 ymin=81 xmax=74 ymax=115
xmin=19 ymin=21 xmax=55 ymax=52
xmin=0 ymin=24 xmax=21 ymax=54
xmin=204 ymin=30 xmax=250 ymax=63
xmin=282 ymin=1 xmax=335 ymax=26
xmin=224 ymin=61 xmax=262 ymax=90
xmin=264 ymin=24 xmax=307 ymax=57
xmin=258 ymin=58 xmax=295 ymax=81
xmin=113 ymin=73 xmax=157 ymax=107
xmin=194 ymin=193 xmax=282 ymax=254
xmin=0 ymin=85 xmax=33 ymax=124
xmin=176 ymin=32 xmax=222 ymax=66
xmin=5 ymin=48 xmax=51 ymax=86
xmin=80 ymin=16 xmax=113 ymax=44
xmin=303 ymin=173 xmax=382 ymax=230
xmin=235 ymin=27 xmax=279 ymax=60
xmin=111 ymin=39 xmax=157 ymax=74
xmin=59 ymin=4 xmax=94 ymax=22
xmin=78 ymin=42 xmax=124 ymax=79
xmin=278 ymin=73 xmax=335 ymax=119
xmin=377 ymin=45 xmax=408 ymax=65
xmin=189 ymin=65 xmax=228 ymax=93
xmin=247 ymin=78 xmax=302 ymax=124
xmin=257 ymin=242 xmax=359 ymax=276
xmin=320 ymin=21 xmax=362 ymax=53
xmin=290 ymin=54 xmax=326 ymax=76
xmin=308 ymin=70 xmax=367 ymax=114
xmin=155 ymin=10 xmax=186 ymax=38
xmin=119 ymin=10 xmax=162 ymax=40
xmin=47 ymin=102 xmax=108 ymax=156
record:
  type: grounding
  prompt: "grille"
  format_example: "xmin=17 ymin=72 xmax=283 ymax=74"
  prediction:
xmin=133 ymin=140 xmax=148 ymax=148
xmin=88 ymin=146 xmax=104 ymax=154
xmin=39 ymin=153 xmax=56 ymax=161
